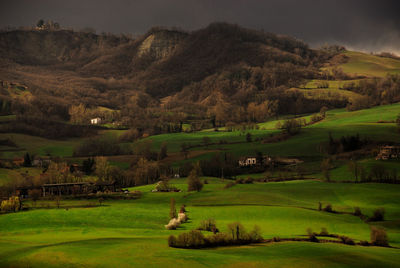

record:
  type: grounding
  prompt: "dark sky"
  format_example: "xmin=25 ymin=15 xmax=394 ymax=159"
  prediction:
xmin=1 ymin=0 xmax=399 ymax=53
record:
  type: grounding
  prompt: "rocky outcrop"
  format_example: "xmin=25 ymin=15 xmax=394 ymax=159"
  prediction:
xmin=138 ymin=29 xmax=187 ymax=60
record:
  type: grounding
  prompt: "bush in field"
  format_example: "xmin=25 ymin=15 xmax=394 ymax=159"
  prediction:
xmin=168 ymin=235 xmax=177 ymax=247
xmin=156 ymin=178 xmax=178 ymax=192
xmin=320 ymin=227 xmax=329 ymax=236
xmin=165 ymin=218 xmax=181 ymax=230
xmin=359 ymin=240 xmax=370 ymax=246
xmin=353 ymin=207 xmax=362 ymax=216
xmin=205 ymin=232 xmax=230 ymax=246
xmin=224 ymin=181 xmax=236 ymax=189
xmin=369 ymin=208 xmax=385 ymax=222
xmin=244 ymin=177 xmax=254 ymax=184
xmin=248 ymin=225 xmax=263 ymax=242
xmin=197 ymin=219 xmax=218 ymax=232
xmin=323 ymin=204 xmax=333 ymax=212
xmin=281 ymin=118 xmax=302 ymax=135
xmin=0 ymin=196 xmax=22 ymax=212
xmin=306 ymin=228 xmax=319 ymax=242
xmin=169 ymin=222 xmax=263 ymax=248
xmin=179 ymin=205 xmax=186 ymax=213
xmin=227 ymin=222 xmax=248 ymax=241
xmin=340 ymin=235 xmax=355 ymax=245
xmin=370 ymin=227 xmax=389 ymax=247
xmin=188 ymin=163 xmax=203 ymax=192
xmin=28 ymin=189 xmax=42 ymax=207
xmin=169 ymin=198 xmax=177 ymax=219
xmin=173 ymin=230 xmax=205 ymax=248
xmin=178 ymin=212 xmax=188 ymax=223
xmin=73 ymin=138 xmax=121 ymax=157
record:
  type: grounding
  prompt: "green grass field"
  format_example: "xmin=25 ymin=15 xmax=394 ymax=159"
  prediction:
xmin=139 ymin=103 xmax=400 ymax=159
xmin=1 ymin=178 xmax=399 ymax=267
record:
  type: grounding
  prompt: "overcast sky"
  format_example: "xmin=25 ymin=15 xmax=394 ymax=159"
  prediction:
xmin=1 ymin=0 xmax=399 ymax=53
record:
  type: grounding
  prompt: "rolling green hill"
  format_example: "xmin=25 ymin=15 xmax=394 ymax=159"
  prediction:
xmin=0 ymin=178 xmax=399 ymax=267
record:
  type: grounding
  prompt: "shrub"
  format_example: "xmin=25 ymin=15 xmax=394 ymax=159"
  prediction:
xmin=307 ymin=228 xmax=319 ymax=242
xmin=235 ymin=178 xmax=244 ymax=184
xmin=359 ymin=240 xmax=370 ymax=246
xmin=169 ymin=222 xmax=263 ymax=248
xmin=187 ymin=164 xmax=203 ymax=192
xmin=169 ymin=198 xmax=177 ymax=219
xmin=320 ymin=227 xmax=329 ymax=236
xmin=370 ymin=227 xmax=389 ymax=247
xmin=369 ymin=208 xmax=385 ymax=222
xmin=165 ymin=218 xmax=181 ymax=230
xmin=248 ymin=225 xmax=263 ymax=242
xmin=206 ymin=232 xmax=230 ymax=246
xmin=179 ymin=205 xmax=186 ymax=213
xmin=178 ymin=212 xmax=188 ymax=223
xmin=244 ymin=177 xmax=254 ymax=184
xmin=156 ymin=179 xmax=178 ymax=192
xmin=340 ymin=236 xmax=355 ymax=245
xmin=197 ymin=219 xmax=217 ymax=232
xmin=354 ymin=207 xmax=362 ymax=216
xmin=224 ymin=181 xmax=236 ymax=189
xmin=281 ymin=118 xmax=302 ymax=135
xmin=227 ymin=222 xmax=247 ymax=241
xmin=323 ymin=204 xmax=333 ymax=212
xmin=174 ymin=230 xmax=205 ymax=248
xmin=29 ymin=189 xmax=42 ymax=206
xmin=273 ymin=236 xmax=281 ymax=242
xmin=168 ymin=235 xmax=177 ymax=247
xmin=0 ymin=196 xmax=21 ymax=212
xmin=73 ymin=138 xmax=121 ymax=157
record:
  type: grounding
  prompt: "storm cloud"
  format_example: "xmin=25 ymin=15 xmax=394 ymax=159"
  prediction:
xmin=1 ymin=0 xmax=399 ymax=53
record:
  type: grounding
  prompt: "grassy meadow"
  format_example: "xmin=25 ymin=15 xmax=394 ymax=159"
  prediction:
xmin=0 ymin=178 xmax=400 ymax=267
xmin=335 ymin=51 xmax=400 ymax=77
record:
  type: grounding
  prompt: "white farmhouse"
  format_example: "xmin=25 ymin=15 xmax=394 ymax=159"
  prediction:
xmin=238 ymin=156 xmax=257 ymax=167
xmin=90 ymin=117 xmax=101 ymax=125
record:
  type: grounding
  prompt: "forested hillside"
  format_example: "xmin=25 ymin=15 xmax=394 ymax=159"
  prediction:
xmin=0 ymin=23 xmax=399 ymax=138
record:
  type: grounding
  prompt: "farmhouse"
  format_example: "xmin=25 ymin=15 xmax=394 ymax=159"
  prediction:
xmin=90 ymin=117 xmax=101 ymax=125
xmin=238 ymin=156 xmax=257 ymax=167
xmin=376 ymin=145 xmax=400 ymax=160
xmin=32 ymin=157 xmax=51 ymax=167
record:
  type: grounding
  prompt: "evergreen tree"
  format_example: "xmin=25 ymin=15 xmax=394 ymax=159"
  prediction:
xmin=169 ymin=198 xmax=177 ymax=219
xmin=188 ymin=162 xmax=203 ymax=192
xmin=23 ymin=152 xmax=32 ymax=167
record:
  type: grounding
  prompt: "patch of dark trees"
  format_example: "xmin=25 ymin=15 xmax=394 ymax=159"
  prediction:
xmin=73 ymin=138 xmax=125 ymax=157
xmin=168 ymin=219 xmax=390 ymax=249
xmin=323 ymin=133 xmax=368 ymax=155
xmin=0 ymin=116 xmax=97 ymax=139
xmin=344 ymin=75 xmax=400 ymax=111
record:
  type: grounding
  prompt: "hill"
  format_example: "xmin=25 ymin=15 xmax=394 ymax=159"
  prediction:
xmin=1 ymin=23 xmax=399 ymax=138
xmin=0 ymin=23 xmax=323 ymax=120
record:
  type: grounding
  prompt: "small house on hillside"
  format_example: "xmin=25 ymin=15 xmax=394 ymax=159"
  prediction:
xmin=12 ymin=157 xmax=24 ymax=166
xmin=90 ymin=117 xmax=101 ymax=125
xmin=238 ymin=156 xmax=257 ymax=167
xmin=32 ymin=158 xmax=51 ymax=167
xmin=376 ymin=145 xmax=400 ymax=160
